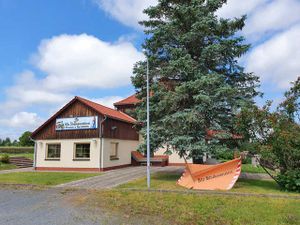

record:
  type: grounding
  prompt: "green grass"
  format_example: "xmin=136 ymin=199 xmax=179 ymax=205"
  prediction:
xmin=118 ymin=172 xmax=299 ymax=196
xmin=84 ymin=171 xmax=300 ymax=224
xmin=0 ymin=162 xmax=17 ymax=170
xmin=0 ymin=153 xmax=34 ymax=160
xmin=241 ymin=164 xmax=267 ymax=173
xmin=0 ymin=172 xmax=99 ymax=186
xmin=79 ymin=190 xmax=300 ymax=225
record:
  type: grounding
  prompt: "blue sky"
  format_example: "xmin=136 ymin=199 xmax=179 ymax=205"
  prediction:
xmin=0 ymin=0 xmax=300 ymax=140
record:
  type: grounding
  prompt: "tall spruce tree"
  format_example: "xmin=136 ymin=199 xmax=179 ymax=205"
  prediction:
xmin=132 ymin=0 xmax=260 ymax=160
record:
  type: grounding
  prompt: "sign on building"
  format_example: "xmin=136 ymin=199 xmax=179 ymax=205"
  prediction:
xmin=56 ymin=116 xmax=98 ymax=131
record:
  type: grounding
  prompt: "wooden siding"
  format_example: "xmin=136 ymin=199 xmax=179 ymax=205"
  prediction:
xmin=103 ymin=118 xmax=139 ymax=140
xmin=115 ymin=104 xmax=136 ymax=113
xmin=33 ymin=101 xmax=101 ymax=140
xmin=33 ymin=99 xmax=139 ymax=141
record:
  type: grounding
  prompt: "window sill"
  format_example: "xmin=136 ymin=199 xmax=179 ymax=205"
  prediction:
xmin=45 ymin=158 xmax=60 ymax=161
xmin=110 ymin=157 xmax=119 ymax=161
xmin=73 ymin=158 xmax=90 ymax=161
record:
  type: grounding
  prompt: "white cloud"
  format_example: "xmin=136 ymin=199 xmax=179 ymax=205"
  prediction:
xmin=244 ymin=0 xmax=300 ymax=38
xmin=34 ymin=34 xmax=143 ymax=91
xmin=91 ymin=96 xmax=124 ymax=108
xmin=217 ymin=0 xmax=267 ymax=19
xmin=94 ymin=0 xmax=157 ymax=29
xmin=0 ymin=33 xmax=143 ymax=139
xmin=0 ymin=112 xmax=42 ymax=128
xmin=5 ymin=71 xmax=70 ymax=109
xmin=246 ymin=24 xmax=300 ymax=89
xmin=2 ymin=34 xmax=142 ymax=111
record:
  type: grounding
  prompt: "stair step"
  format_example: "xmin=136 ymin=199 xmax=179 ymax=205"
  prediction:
xmin=9 ymin=157 xmax=33 ymax=168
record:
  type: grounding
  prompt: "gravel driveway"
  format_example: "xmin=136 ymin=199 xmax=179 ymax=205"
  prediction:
xmin=0 ymin=189 xmax=107 ymax=225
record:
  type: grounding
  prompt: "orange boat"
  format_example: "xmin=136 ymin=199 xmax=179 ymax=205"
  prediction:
xmin=177 ymin=157 xmax=242 ymax=190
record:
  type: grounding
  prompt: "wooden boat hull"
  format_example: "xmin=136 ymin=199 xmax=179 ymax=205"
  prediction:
xmin=177 ymin=158 xmax=242 ymax=190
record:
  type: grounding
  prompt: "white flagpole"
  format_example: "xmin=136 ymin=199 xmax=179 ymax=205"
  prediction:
xmin=146 ymin=54 xmax=151 ymax=189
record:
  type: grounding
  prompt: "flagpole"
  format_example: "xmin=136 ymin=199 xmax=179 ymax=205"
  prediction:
xmin=146 ymin=54 xmax=151 ymax=189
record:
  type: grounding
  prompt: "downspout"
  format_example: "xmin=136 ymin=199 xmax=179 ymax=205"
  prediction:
xmin=99 ymin=116 xmax=107 ymax=171
xmin=30 ymin=137 xmax=37 ymax=170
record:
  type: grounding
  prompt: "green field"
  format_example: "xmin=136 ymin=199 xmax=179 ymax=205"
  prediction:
xmin=0 ymin=172 xmax=99 ymax=186
xmin=118 ymin=172 xmax=298 ymax=196
xmin=241 ymin=164 xmax=270 ymax=174
xmin=76 ymin=172 xmax=300 ymax=225
xmin=0 ymin=153 xmax=34 ymax=160
xmin=0 ymin=162 xmax=17 ymax=171
xmin=79 ymin=189 xmax=300 ymax=225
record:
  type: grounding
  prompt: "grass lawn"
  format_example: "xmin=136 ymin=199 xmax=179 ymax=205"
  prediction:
xmin=0 ymin=153 xmax=34 ymax=160
xmin=76 ymin=171 xmax=300 ymax=225
xmin=78 ymin=190 xmax=300 ymax=225
xmin=118 ymin=172 xmax=299 ymax=196
xmin=0 ymin=162 xmax=17 ymax=171
xmin=0 ymin=172 xmax=99 ymax=186
xmin=241 ymin=164 xmax=268 ymax=173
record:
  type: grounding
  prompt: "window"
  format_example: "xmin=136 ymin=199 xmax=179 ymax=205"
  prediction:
xmin=74 ymin=143 xmax=90 ymax=159
xmin=110 ymin=142 xmax=119 ymax=160
xmin=46 ymin=144 xmax=61 ymax=159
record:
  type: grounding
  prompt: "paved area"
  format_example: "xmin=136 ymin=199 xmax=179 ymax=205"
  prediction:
xmin=240 ymin=172 xmax=272 ymax=180
xmin=57 ymin=166 xmax=184 ymax=189
xmin=0 ymin=167 xmax=33 ymax=174
xmin=0 ymin=188 xmax=154 ymax=225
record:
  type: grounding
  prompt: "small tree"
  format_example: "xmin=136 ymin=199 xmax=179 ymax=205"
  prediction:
xmin=236 ymin=78 xmax=300 ymax=192
xmin=19 ymin=131 xmax=34 ymax=146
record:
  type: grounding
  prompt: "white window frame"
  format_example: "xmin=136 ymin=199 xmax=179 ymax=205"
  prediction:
xmin=110 ymin=142 xmax=119 ymax=160
xmin=73 ymin=142 xmax=91 ymax=160
xmin=45 ymin=143 xmax=61 ymax=160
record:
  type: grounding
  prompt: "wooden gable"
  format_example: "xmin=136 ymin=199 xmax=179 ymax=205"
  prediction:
xmin=32 ymin=100 xmax=101 ymax=140
xmin=32 ymin=97 xmax=139 ymax=141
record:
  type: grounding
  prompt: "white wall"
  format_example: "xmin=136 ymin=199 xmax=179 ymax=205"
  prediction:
xmin=102 ymin=138 xmax=139 ymax=168
xmin=155 ymin=147 xmax=193 ymax=164
xmin=35 ymin=138 xmax=101 ymax=168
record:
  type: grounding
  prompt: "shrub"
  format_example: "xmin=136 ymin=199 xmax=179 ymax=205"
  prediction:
xmin=0 ymin=154 xmax=10 ymax=163
xmin=242 ymin=157 xmax=251 ymax=164
xmin=277 ymin=170 xmax=300 ymax=192
xmin=215 ymin=150 xmax=234 ymax=160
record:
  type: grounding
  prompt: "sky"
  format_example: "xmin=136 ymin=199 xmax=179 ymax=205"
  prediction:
xmin=0 ymin=0 xmax=300 ymax=140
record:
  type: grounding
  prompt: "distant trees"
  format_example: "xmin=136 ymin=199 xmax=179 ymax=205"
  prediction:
xmin=0 ymin=131 xmax=34 ymax=147
xmin=18 ymin=131 xmax=34 ymax=146
xmin=0 ymin=137 xmax=13 ymax=146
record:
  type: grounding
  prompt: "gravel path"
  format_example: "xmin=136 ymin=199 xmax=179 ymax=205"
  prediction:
xmin=0 ymin=167 xmax=33 ymax=174
xmin=56 ymin=166 xmax=184 ymax=189
xmin=240 ymin=172 xmax=272 ymax=180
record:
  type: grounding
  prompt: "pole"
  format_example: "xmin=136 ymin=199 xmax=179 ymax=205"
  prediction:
xmin=146 ymin=56 xmax=151 ymax=189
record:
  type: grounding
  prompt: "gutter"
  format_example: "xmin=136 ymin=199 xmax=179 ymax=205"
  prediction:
xmin=30 ymin=137 xmax=37 ymax=170
xmin=99 ymin=116 xmax=107 ymax=171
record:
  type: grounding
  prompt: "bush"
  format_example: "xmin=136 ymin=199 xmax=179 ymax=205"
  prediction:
xmin=242 ymin=157 xmax=251 ymax=164
xmin=277 ymin=170 xmax=300 ymax=192
xmin=215 ymin=150 xmax=234 ymax=160
xmin=0 ymin=154 xmax=10 ymax=163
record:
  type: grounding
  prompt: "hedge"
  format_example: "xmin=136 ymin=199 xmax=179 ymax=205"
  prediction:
xmin=0 ymin=147 xmax=34 ymax=153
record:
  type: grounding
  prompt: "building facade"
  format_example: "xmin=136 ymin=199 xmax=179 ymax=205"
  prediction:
xmin=31 ymin=96 xmax=139 ymax=171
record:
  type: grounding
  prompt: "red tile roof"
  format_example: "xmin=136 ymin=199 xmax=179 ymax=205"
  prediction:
xmin=114 ymin=94 xmax=141 ymax=106
xmin=206 ymin=130 xmax=243 ymax=140
xmin=76 ymin=96 xmax=136 ymax=124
